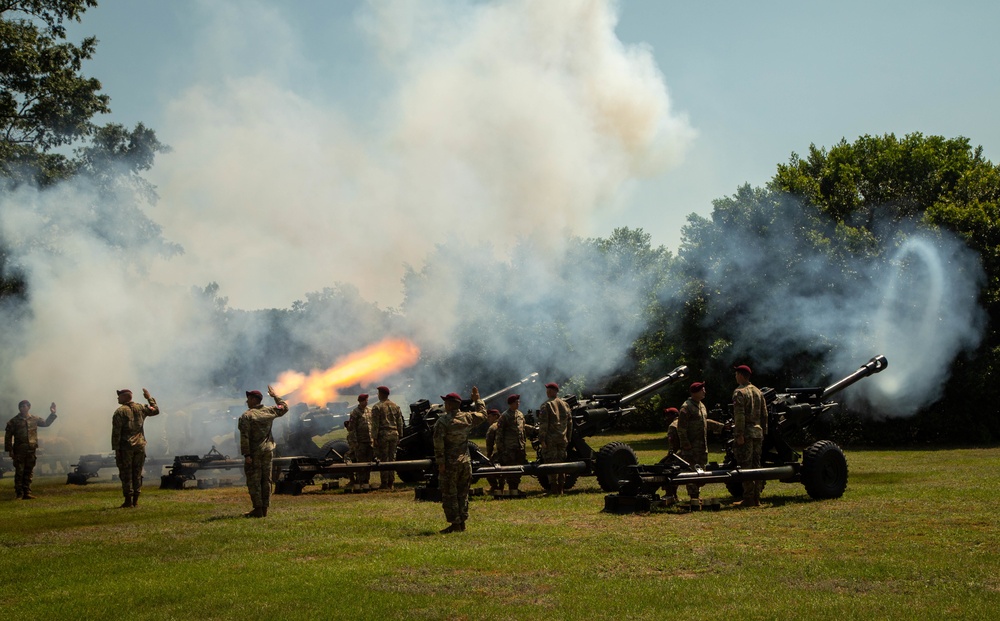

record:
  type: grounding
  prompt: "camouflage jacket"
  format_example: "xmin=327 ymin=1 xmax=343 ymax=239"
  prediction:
xmin=349 ymin=405 xmax=374 ymax=446
xmin=538 ymin=397 xmax=572 ymax=443
xmin=677 ymin=398 xmax=723 ymax=451
xmin=370 ymin=399 xmax=403 ymax=440
xmin=238 ymin=397 xmax=289 ymax=456
xmin=485 ymin=422 xmax=498 ymax=459
xmin=5 ymin=412 xmax=57 ymax=452
xmin=666 ymin=419 xmax=679 ymax=453
xmin=433 ymin=400 xmax=487 ymax=465
xmin=112 ymin=398 xmax=160 ymax=450
xmin=496 ymin=408 xmax=526 ymax=453
xmin=733 ymin=382 xmax=767 ymax=439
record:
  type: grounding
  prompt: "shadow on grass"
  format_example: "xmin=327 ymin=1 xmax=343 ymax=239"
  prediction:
xmin=204 ymin=513 xmax=247 ymax=522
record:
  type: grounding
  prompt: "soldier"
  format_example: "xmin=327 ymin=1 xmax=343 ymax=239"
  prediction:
xmin=537 ymin=382 xmax=572 ymax=494
xmin=4 ymin=400 xmax=58 ymax=500
xmin=349 ymin=393 xmax=375 ymax=487
xmin=732 ymin=364 xmax=768 ymax=507
xmin=484 ymin=408 xmax=503 ymax=493
xmin=495 ymin=394 xmax=527 ymax=493
xmin=663 ymin=407 xmax=680 ymax=503
xmin=238 ymin=386 xmax=289 ymax=517
xmin=111 ymin=388 xmax=160 ymax=508
xmin=370 ymin=385 xmax=404 ymax=490
xmin=677 ymin=382 xmax=725 ymax=504
xmin=434 ymin=388 xmax=487 ymax=533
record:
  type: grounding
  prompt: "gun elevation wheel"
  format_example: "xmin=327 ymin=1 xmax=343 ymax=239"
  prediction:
xmin=595 ymin=442 xmax=638 ymax=492
xmin=801 ymin=440 xmax=848 ymax=499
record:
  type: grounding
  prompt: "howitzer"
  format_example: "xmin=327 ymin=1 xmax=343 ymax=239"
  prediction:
xmin=472 ymin=365 xmax=690 ymax=493
xmin=159 ymin=447 xmax=246 ymax=489
xmin=605 ymin=355 xmax=888 ymax=513
xmin=66 ymin=454 xmax=170 ymax=485
xmin=272 ymin=374 xmax=538 ymax=495
xmin=0 ymin=453 xmax=11 ymax=478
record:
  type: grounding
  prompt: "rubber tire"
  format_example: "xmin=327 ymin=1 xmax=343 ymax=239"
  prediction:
xmin=394 ymin=445 xmax=423 ymax=483
xmin=320 ymin=439 xmax=350 ymax=462
xmin=801 ymin=440 xmax=848 ymax=499
xmin=594 ymin=441 xmax=638 ymax=493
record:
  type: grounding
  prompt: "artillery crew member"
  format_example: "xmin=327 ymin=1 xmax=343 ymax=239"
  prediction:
xmin=238 ymin=386 xmax=289 ymax=517
xmin=495 ymin=394 xmax=527 ymax=493
xmin=484 ymin=408 xmax=503 ymax=493
xmin=663 ymin=407 xmax=680 ymax=503
xmin=349 ymin=393 xmax=375 ymax=486
xmin=732 ymin=365 xmax=767 ymax=507
xmin=5 ymin=400 xmax=58 ymax=500
xmin=538 ymin=382 xmax=573 ymax=494
xmin=433 ymin=388 xmax=488 ymax=533
xmin=111 ymin=388 xmax=159 ymax=508
xmin=677 ymin=383 xmax=724 ymax=503
xmin=371 ymin=385 xmax=404 ymax=490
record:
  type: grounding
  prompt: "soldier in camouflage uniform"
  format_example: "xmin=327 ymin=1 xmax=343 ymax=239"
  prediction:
xmin=238 ymin=386 xmax=289 ymax=517
xmin=484 ymin=408 xmax=503 ymax=493
xmin=371 ymin=385 xmax=404 ymax=490
xmin=732 ymin=365 xmax=767 ymax=507
xmin=496 ymin=394 xmax=527 ymax=492
xmin=663 ymin=407 xmax=680 ymax=503
xmin=434 ymin=388 xmax=487 ymax=533
xmin=349 ymin=393 xmax=375 ymax=486
xmin=111 ymin=388 xmax=160 ymax=508
xmin=5 ymin=400 xmax=58 ymax=499
xmin=537 ymin=382 xmax=573 ymax=494
xmin=677 ymin=382 xmax=725 ymax=503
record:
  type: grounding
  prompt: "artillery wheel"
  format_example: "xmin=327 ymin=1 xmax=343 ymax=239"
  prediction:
xmin=319 ymin=439 xmax=350 ymax=462
xmin=801 ymin=440 xmax=848 ymax=499
xmin=595 ymin=442 xmax=638 ymax=493
xmin=537 ymin=472 xmax=579 ymax=492
xmin=394 ymin=446 xmax=422 ymax=483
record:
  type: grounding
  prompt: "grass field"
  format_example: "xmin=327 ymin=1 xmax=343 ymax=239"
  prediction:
xmin=2 ymin=432 xmax=998 ymax=621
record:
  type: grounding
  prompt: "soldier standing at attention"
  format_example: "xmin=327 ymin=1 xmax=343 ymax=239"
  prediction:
xmin=677 ymin=382 xmax=724 ymax=505
xmin=537 ymin=382 xmax=572 ymax=494
xmin=662 ymin=407 xmax=680 ymax=503
xmin=5 ymin=400 xmax=58 ymax=500
xmin=732 ymin=364 xmax=768 ymax=507
xmin=349 ymin=393 xmax=375 ymax=487
xmin=484 ymin=408 xmax=503 ymax=494
xmin=238 ymin=386 xmax=289 ymax=518
xmin=111 ymin=388 xmax=159 ymax=508
xmin=496 ymin=394 xmax=527 ymax=493
xmin=434 ymin=388 xmax=487 ymax=533
xmin=371 ymin=385 xmax=404 ymax=490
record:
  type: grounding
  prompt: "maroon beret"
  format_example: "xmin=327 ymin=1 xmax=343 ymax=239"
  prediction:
xmin=664 ymin=407 xmax=679 ymax=415
xmin=689 ymin=382 xmax=706 ymax=393
xmin=545 ymin=382 xmax=559 ymax=390
xmin=507 ymin=394 xmax=520 ymax=404
xmin=246 ymin=390 xmax=263 ymax=400
xmin=488 ymin=408 xmax=501 ymax=415
xmin=734 ymin=365 xmax=752 ymax=375
xmin=358 ymin=393 xmax=369 ymax=401
xmin=377 ymin=385 xmax=390 ymax=394
xmin=116 ymin=389 xmax=132 ymax=396
xmin=441 ymin=393 xmax=462 ymax=402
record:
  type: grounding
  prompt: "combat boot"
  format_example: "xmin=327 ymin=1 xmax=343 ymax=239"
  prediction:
xmin=131 ymin=493 xmax=140 ymax=507
xmin=243 ymin=507 xmax=263 ymax=518
xmin=14 ymin=489 xmax=22 ymax=499
xmin=261 ymin=506 xmax=268 ymax=517
xmin=22 ymin=492 xmax=36 ymax=500
xmin=120 ymin=496 xmax=132 ymax=508
xmin=456 ymin=521 xmax=466 ymax=532
xmin=439 ymin=522 xmax=461 ymax=534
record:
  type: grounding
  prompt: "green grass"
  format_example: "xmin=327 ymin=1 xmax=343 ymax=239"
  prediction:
xmin=1 ymin=432 xmax=998 ymax=620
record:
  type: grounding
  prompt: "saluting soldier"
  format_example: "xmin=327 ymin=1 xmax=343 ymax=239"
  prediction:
xmin=677 ymin=383 xmax=724 ymax=504
xmin=5 ymin=400 xmax=58 ymax=500
xmin=349 ymin=393 xmax=375 ymax=486
xmin=370 ymin=385 xmax=404 ymax=490
xmin=484 ymin=408 xmax=503 ymax=493
xmin=433 ymin=388 xmax=488 ymax=533
xmin=111 ymin=388 xmax=159 ymax=508
xmin=495 ymin=394 xmax=527 ymax=493
xmin=537 ymin=382 xmax=573 ymax=494
xmin=732 ymin=364 xmax=768 ymax=507
xmin=238 ymin=386 xmax=289 ymax=518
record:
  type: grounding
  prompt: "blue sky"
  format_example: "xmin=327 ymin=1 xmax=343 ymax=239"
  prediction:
xmin=63 ymin=0 xmax=1000 ymax=307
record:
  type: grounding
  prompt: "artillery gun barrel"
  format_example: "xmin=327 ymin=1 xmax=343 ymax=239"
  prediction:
xmin=292 ymin=458 xmax=436 ymax=477
xmin=619 ymin=365 xmax=689 ymax=406
xmin=474 ymin=461 xmax=590 ymax=478
xmin=481 ymin=372 xmax=540 ymax=403
xmin=820 ymin=355 xmax=888 ymax=400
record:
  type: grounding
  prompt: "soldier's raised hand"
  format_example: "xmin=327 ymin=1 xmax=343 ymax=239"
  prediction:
xmin=142 ymin=388 xmax=152 ymax=401
xmin=267 ymin=385 xmax=278 ymax=399
xmin=50 ymin=402 xmax=57 ymax=414
xmin=470 ymin=386 xmax=480 ymax=401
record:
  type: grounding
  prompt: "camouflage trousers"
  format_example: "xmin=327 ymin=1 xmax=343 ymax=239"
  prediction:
xmin=735 ymin=437 xmax=763 ymax=498
xmin=440 ymin=459 xmax=472 ymax=524
xmin=12 ymin=447 xmax=37 ymax=496
xmin=116 ymin=446 xmax=146 ymax=497
xmin=496 ymin=448 xmax=527 ymax=490
xmin=353 ymin=443 xmax=374 ymax=485
xmin=540 ymin=439 xmax=567 ymax=462
xmin=244 ymin=450 xmax=274 ymax=509
xmin=679 ymin=448 xmax=709 ymax=499
xmin=375 ymin=435 xmax=398 ymax=488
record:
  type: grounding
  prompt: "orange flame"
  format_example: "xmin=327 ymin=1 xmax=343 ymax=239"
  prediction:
xmin=273 ymin=338 xmax=421 ymax=406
